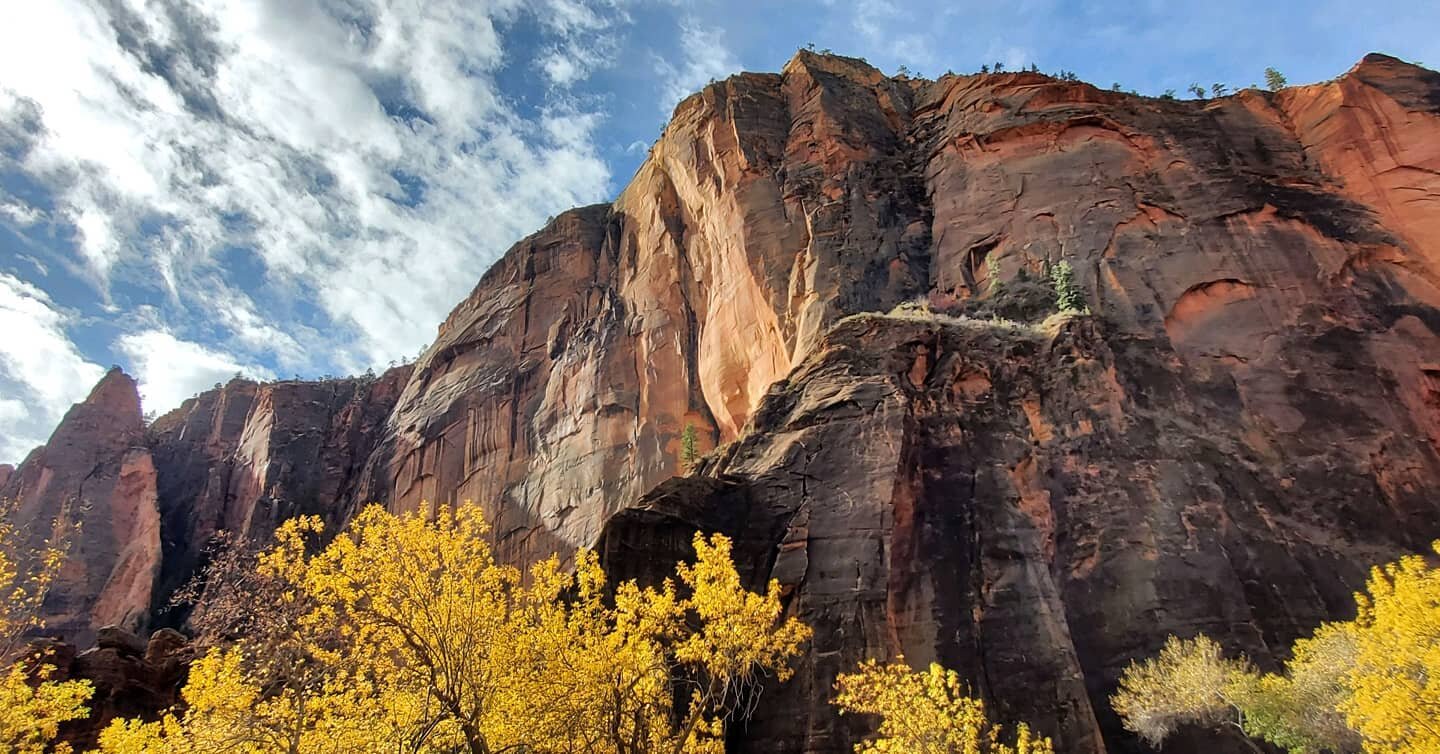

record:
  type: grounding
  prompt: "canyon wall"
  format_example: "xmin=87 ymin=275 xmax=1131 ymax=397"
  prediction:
xmin=6 ymin=51 xmax=1440 ymax=752
xmin=0 ymin=370 xmax=160 ymax=647
xmin=2 ymin=369 xmax=410 ymax=638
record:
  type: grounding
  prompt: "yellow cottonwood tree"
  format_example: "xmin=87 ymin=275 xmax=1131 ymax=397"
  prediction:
xmin=0 ymin=500 xmax=92 ymax=754
xmin=100 ymin=503 xmax=809 ymax=754
xmin=834 ymin=658 xmax=1054 ymax=754
xmin=1338 ymin=543 xmax=1440 ymax=754
xmin=1113 ymin=540 xmax=1440 ymax=754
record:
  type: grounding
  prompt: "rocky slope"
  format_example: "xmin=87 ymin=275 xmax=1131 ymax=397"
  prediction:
xmin=5 ymin=51 xmax=1440 ymax=752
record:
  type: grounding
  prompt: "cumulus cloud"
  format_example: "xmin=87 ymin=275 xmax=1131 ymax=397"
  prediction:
xmin=653 ymin=21 xmax=742 ymax=112
xmin=116 ymin=329 xmax=275 ymax=415
xmin=0 ymin=274 xmax=106 ymax=462
xmin=0 ymin=0 xmax=622 ymax=377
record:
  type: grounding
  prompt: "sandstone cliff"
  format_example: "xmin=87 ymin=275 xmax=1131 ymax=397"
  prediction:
xmin=2 ymin=368 xmax=410 ymax=636
xmin=0 ymin=369 xmax=161 ymax=646
xmin=7 ymin=52 xmax=1440 ymax=753
xmin=364 ymin=50 xmax=1440 ymax=753
xmin=146 ymin=369 xmax=411 ymax=624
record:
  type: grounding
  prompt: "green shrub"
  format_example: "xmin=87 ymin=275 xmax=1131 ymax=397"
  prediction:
xmin=1050 ymin=261 xmax=1086 ymax=313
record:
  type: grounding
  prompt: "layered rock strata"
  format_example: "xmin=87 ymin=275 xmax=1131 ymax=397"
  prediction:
xmin=7 ymin=51 xmax=1440 ymax=753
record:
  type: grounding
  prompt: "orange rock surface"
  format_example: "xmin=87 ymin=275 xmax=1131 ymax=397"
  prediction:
xmin=9 ymin=52 xmax=1440 ymax=753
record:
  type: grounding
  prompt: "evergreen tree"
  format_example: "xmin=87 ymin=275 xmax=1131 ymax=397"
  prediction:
xmin=1050 ymin=261 xmax=1085 ymax=313
xmin=1264 ymin=67 xmax=1288 ymax=91
xmin=681 ymin=422 xmax=700 ymax=471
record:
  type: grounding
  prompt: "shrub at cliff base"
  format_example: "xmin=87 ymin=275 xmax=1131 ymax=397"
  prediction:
xmin=835 ymin=658 xmax=1054 ymax=754
xmin=1113 ymin=541 xmax=1440 ymax=754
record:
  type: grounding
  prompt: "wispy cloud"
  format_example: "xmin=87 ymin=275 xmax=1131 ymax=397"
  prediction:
xmin=0 ymin=0 xmax=630 ymax=455
xmin=653 ymin=21 xmax=742 ymax=112
xmin=0 ymin=273 xmax=105 ymax=461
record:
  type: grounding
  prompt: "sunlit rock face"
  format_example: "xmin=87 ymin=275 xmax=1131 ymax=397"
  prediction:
xmin=0 ymin=369 xmax=161 ymax=647
xmin=11 ymin=51 xmax=1440 ymax=753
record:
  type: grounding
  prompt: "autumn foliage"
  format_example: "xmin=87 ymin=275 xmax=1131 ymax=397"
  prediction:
xmin=1113 ymin=541 xmax=1440 ymax=754
xmin=83 ymin=501 xmax=1063 ymax=754
xmin=98 ymin=503 xmax=811 ymax=754
xmin=835 ymin=659 xmax=1054 ymax=754
xmin=0 ymin=499 xmax=93 ymax=754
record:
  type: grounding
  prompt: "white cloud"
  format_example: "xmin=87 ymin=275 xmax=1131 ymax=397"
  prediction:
xmin=116 ymin=329 xmax=274 ymax=415
xmin=848 ymin=0 xmax=940 ymax=73
xmin=0 ymin=200 xmax=43 ymax=226
xmin=653 ymin=21 xmax=742 ymax=112
xmin=536 ymin=0 xmax=625 ymax=89
xmin=0 ymin=0 xmax=624 ymax=377
xmin=0 ymin=274 xmax=107 ymax=463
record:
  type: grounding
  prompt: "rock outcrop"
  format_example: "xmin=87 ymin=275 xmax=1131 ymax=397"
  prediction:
xmin=0 ymin=369 xmax=161 ymax=646
xmin=147 ymin=369 xmax=410 ymax=624
xmin=36 ymin=627 xmax=191 ymax=750
xmin=0 ymin=368 xmax=411 ymax=636
xmin=601 ymin=310 xmax=1440 ymax=753
xmin=7 ymin=51 xmax=1440 ymax=753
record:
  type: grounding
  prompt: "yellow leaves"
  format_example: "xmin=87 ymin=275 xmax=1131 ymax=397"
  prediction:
xmin=674 ymin=534 xmax=811 ymax=685
xmin=0 ymin=498 xmax=91 ymax=754
xmin=1 ymin=498 xmax=74 ymax=658
xmin=1114 ymin=541 xmax=1440 ymax=754
xmin=99 ymin=503 xmax=810 ymax=754
xmin=834 ymin=658 xmax=1053 ymax=754
xmin=0 ymin=663 xmax=92 ymax=754
xmin=1335 ymin=544 xmax=1440 ymax=754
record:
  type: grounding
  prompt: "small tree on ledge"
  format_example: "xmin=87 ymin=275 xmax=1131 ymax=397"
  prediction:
xmin=681 ymin=422 xmax=700 ymax=472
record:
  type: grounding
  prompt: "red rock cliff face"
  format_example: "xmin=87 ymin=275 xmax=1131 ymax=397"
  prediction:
xmin=1 ymin=367 xmax=412 ymax=637
xmin=360 ymin=53 xmax=937 ymax=564
xmin=146 ymin=368 xmax=411 ymax=624
xmin=362 ymin=51 xmax=1440 ymax=753
xmin=12 ymin=51 xmax=1440 ymax=754
xmin=0 ymin=369 xmax=161 ymax=646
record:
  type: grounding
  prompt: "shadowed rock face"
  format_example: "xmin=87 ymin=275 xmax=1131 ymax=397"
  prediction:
xmin=1 ymin=368 xmax=411 ymax=636
xmin=9 ymin=51 xmax=1440 ymax=753
xmin=145 ymin=368 xmax=412 ymax=626
xmin=601 ymin=312 xmax=1440 ymax=753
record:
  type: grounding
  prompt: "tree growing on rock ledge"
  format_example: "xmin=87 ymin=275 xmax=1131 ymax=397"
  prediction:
xmin=681 ymin=422 xmax=700 ymax=472
xmin=1049 ymin=260 xmax=1086 ymax=313
xmin=1265 ymin=67 xmax=1288 ymax=91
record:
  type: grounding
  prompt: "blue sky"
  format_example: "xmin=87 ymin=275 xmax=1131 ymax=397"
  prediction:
xmin=1 ymin=0 xmax=1436 ymax=463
